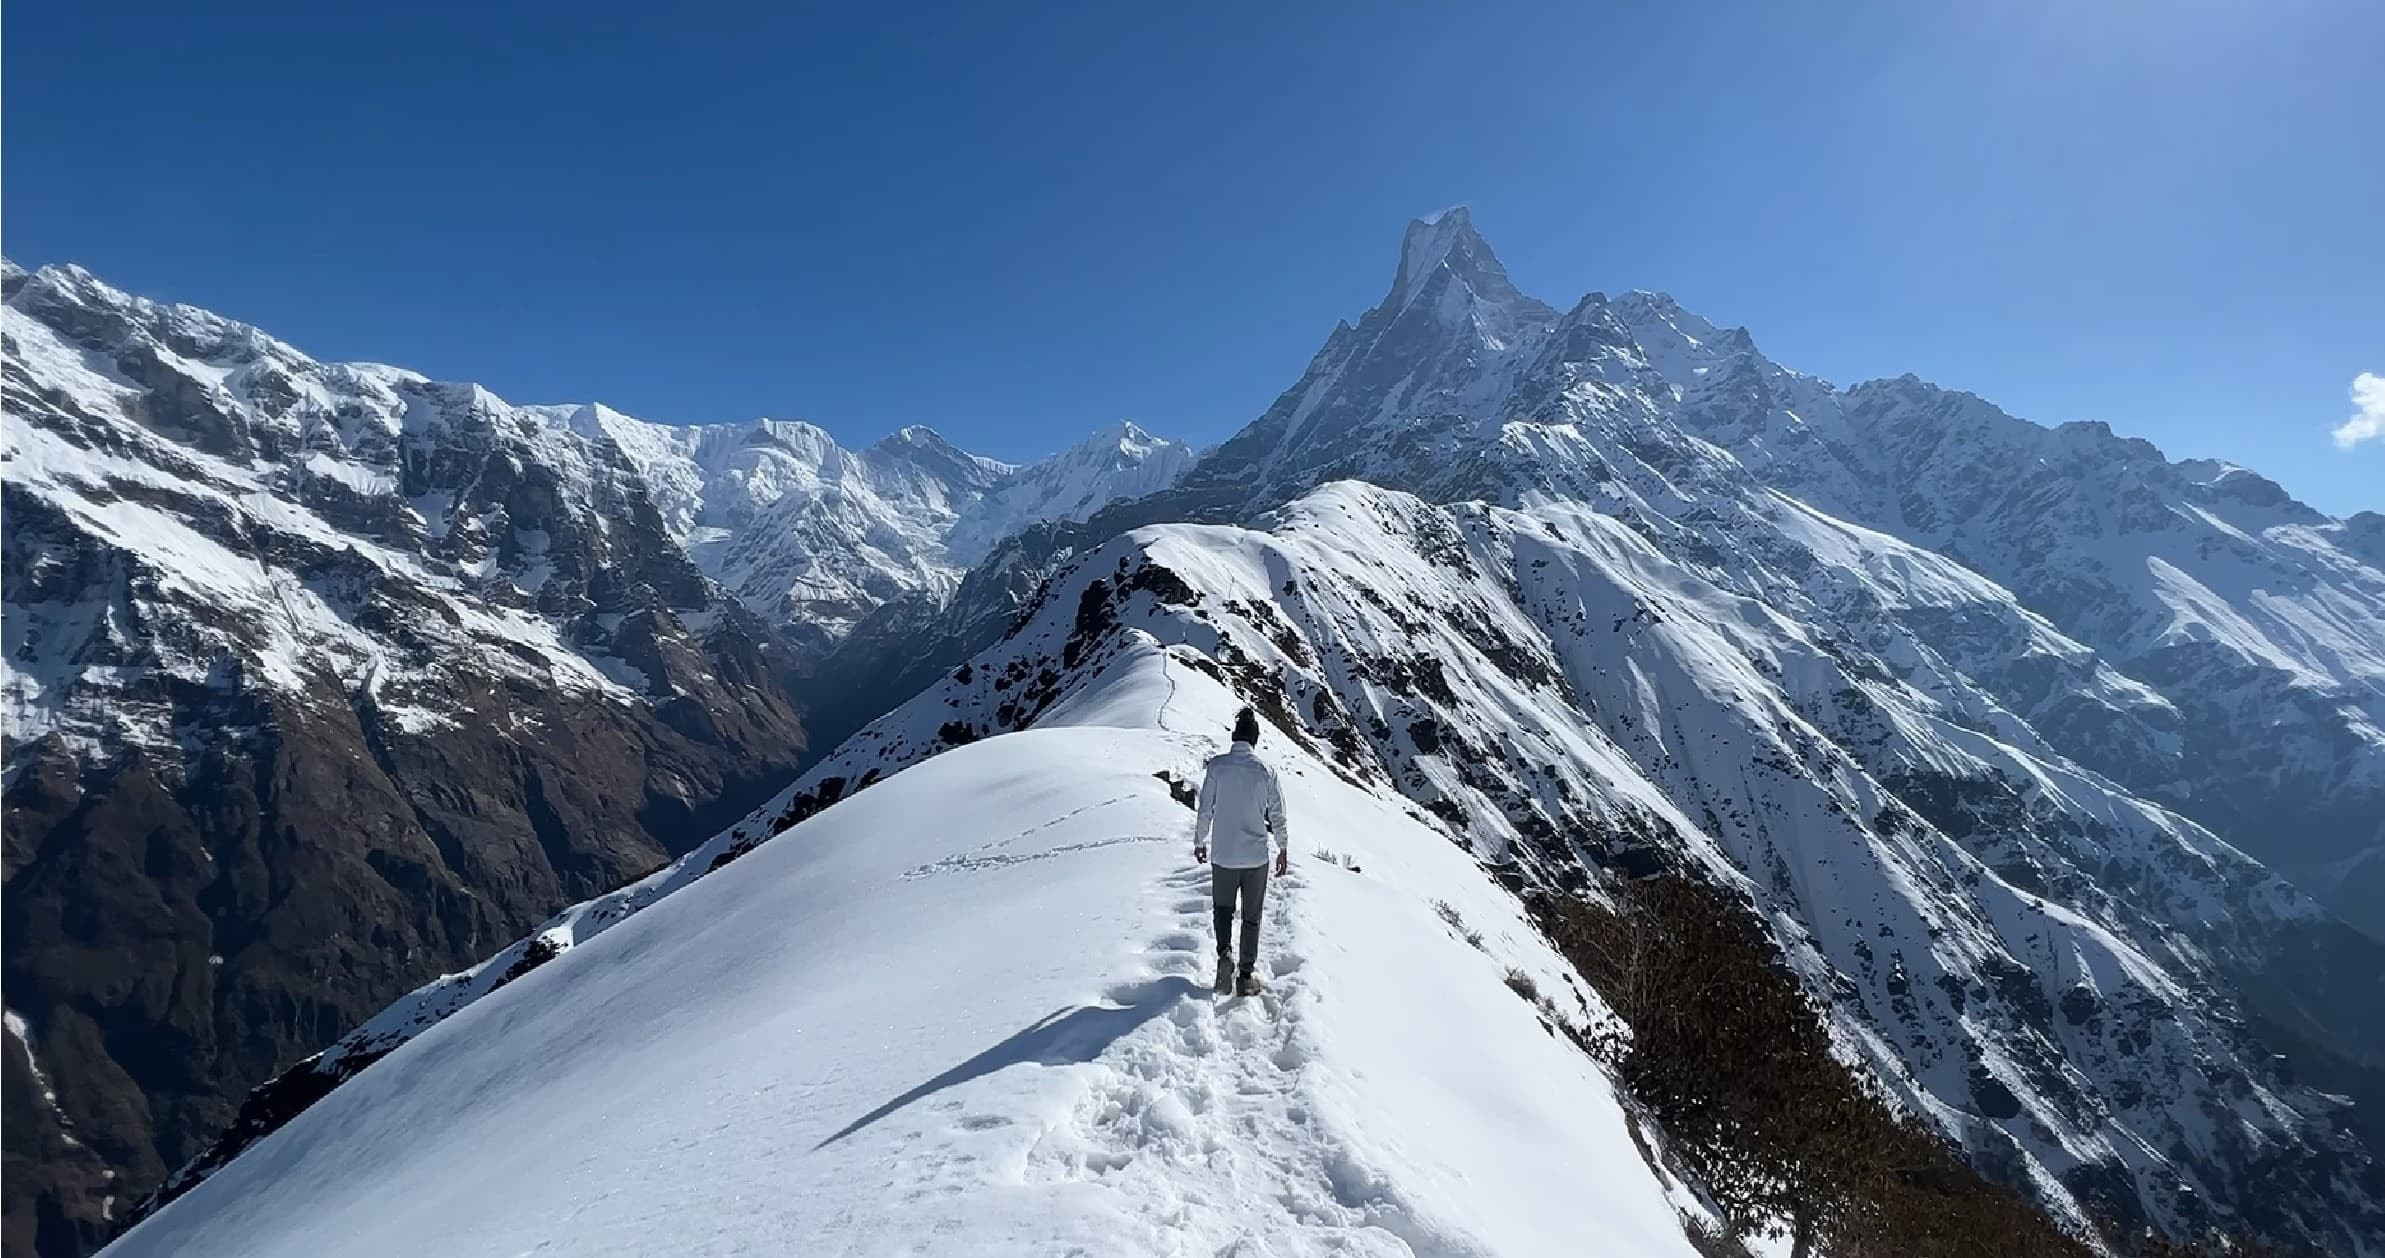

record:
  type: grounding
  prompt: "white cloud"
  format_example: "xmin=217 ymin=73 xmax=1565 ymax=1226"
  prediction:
xmin=2333 ymin=372 xmax=2385 ymax=449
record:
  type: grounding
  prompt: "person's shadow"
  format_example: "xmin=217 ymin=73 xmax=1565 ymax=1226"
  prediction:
xmin=813 ymin=975 xmax=1203 ymax=1149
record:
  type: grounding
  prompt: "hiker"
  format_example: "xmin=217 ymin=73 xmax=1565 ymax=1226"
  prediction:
xmin=1191 ymin=707 xmax=1290 ymax=996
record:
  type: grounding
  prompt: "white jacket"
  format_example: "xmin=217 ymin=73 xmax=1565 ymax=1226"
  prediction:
xmin=1193 ymin=742 xmax=1287 ymax=869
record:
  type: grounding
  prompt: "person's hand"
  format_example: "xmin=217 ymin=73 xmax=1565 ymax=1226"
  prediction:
xmin=1274 ymin=850 xmax=1289 ymax=876
xmin=1194 ymin=845 xmax=1207 ymax=865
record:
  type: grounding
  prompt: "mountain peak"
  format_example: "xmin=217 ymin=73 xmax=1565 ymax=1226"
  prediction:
xmin=872 ymin=423 xmax=965 ymax=456
xmin=1092 ymin=417 xmax=1151 ymax=443
xmin=1610 ymin=289 xmax=1732 ymax=350
xmin=1383 ymin=204 xmax=1532 ymax=315
xmin=1077 ymin=419 xmax=1186 ymax=459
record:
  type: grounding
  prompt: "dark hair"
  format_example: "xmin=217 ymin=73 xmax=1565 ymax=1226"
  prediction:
xmin=1232 ymin=707 xmax=1262 ymax=746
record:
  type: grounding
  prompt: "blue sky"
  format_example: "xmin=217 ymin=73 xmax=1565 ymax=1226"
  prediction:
xmin=7 ymin=1 xmax=2379 ymax=514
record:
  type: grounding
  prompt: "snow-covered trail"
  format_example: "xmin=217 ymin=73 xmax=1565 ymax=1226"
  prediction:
xmin=110 ymin=655 xmax=1697 ymax=1257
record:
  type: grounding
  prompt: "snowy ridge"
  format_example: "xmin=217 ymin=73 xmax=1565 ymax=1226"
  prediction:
xmin=113 ymin=632 xmax=1709 ymax=1258
xmin=799 ymin=485 xmax=2380 ymax=1249
xmin=145 ymin=479 xmax=2383 ymax=1251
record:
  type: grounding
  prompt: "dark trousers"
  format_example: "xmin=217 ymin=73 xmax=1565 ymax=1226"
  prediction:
xmin=1211 ymin=864 xmax=1269 ymax=973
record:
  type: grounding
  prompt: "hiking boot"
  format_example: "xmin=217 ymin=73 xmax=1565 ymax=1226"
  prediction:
xmin=1214 ymin=953 xmax=1235 ymax=995
xmin=1237 ymin=970 xmax=1265 ymax=997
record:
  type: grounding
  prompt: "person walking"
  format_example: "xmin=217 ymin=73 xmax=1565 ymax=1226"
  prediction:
xmin=1191 ymin=707 xmax=1289 ymax=996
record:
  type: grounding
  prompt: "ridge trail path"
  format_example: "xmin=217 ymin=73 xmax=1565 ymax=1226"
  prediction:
xmin=828 ymin=836 xmax=1451 ymax=1256
xmin=1015 ymin=861 xmax=1446 ymax=1257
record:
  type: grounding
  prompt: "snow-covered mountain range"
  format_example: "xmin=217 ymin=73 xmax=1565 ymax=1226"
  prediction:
xmin=0 ymin=258 xmax=1189 ymax=1255
xmin=12 ymin=208 xmax=2385 ymax=1256
xmin=544 ymin=404 xmax=1193 ymax=660
xmin=127 ymin=480 xmax=2385 ymax=1253
xmin=867 ymin=208 xmax=2385 ymax=939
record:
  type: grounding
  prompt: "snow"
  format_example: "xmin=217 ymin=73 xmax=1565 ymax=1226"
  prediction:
xmin=3 ymin=304 xmax=146 ymax=404
xmin=301 ymin=451 xmax=397 ymax=497
xmin=377 ymin=704 xmax=459 ymax=735
xmin=3 ymin=271 xmax=754 ymax=766
xmin=4 ymin=1010 xmax=61 ymax=1109
xmin=110 ymin=650 xmax=1699 ymax=1258
xmin=4 ymin=257 xmax=1197 ymax=717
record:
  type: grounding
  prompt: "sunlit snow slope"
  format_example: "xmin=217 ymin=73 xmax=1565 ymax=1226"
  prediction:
xmin=109 ymin=649 xmax=1700 ymax=1258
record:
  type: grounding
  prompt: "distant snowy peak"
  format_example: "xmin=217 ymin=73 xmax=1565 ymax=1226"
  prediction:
xmin=946 ymin=421 xmax=1198 ymax=565
xmin=1607 ymin=289 xmax=1761 ymax=383
xmin=1087 ymin=417 xmax=1180 ymax=459
xmin=1 ymin=262 xmax=747 ymax=745
xmin=521 ymin=404 xmax=1192 ymax=652
xmin=6 ymin=260 xmax=290 ymax=367
xmin=2335 ymin=510 xmax=2385 ymax=569
xmin=873 ymin=422 xmax=1011 ymax=472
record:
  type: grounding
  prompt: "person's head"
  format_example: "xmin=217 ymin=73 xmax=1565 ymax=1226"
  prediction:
xmin=1232 ymin=707 xmax=1262 ymax=747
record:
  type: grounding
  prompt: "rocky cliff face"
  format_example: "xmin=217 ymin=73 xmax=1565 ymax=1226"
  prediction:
xmin=0 ymin=265 xmax=739 ymax=1254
